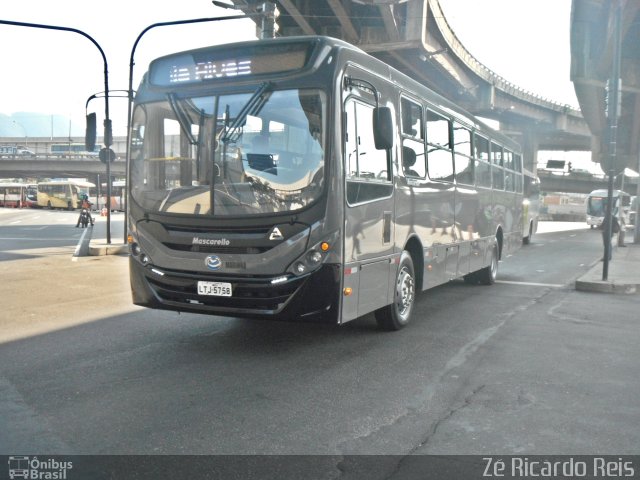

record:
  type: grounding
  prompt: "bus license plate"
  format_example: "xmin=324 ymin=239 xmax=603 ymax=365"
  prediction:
xmin=197 ymin=281 xmax=232 ymax=297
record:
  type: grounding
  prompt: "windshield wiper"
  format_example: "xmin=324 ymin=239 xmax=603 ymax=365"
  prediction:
xmin=168 ymin=93 xmax=197 ymax=145
xmin=220 ymin=81 xmax=273 ymax=144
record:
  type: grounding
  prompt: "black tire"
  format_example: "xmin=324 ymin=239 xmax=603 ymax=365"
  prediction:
xmin=463 ymin=271 xmax=479 ymax=284
xmin=523 ymin=222 xmax=532 ymax=245
xmin=375 ymin=251 xmax=415 ymax=331
xmin=476 ymin=244 xmax=499 ymax=285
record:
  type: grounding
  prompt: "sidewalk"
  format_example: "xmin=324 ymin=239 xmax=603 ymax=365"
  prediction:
xmin=88 ymin=211 xmax=128 ymax=256
xmin=575 ymin=238 xmax=640 ymax=295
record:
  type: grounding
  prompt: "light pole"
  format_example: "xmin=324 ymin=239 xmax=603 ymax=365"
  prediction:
xmin=602 ymin=2 xmax=622 ymax=281
xmin=0 ymin=19 xmax=112 ymax=242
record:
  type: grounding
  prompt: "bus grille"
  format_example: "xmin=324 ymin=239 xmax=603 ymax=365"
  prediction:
xmin=145 ymin=270 xmax=304 ymax=313
xmin=162 ymin=243 xmax=269 ymax=254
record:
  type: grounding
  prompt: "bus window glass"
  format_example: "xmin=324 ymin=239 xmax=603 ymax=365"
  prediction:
xmin=426 ymin=110 xmax=450 ymax=148
xmin=453 ymin=123 xmax=471 ymax=156
xmin=474 ymin=133 xmax=490 ymax=161
xmin=453 ymin=123 xmax=473 ymax=185
xmin=503 ymin=149 xmax=514 ymax=191
xmin=402 ymin=140 xmax=426 ymax=178
xmin=401 ymin=97 xmax=423 ymax=139
xmin=428 ymin=148 xmax=454 ymax=181
xmin=491 ymin=141 xmax=504 ymax=190
xmin=426 ymin=110 xmax=453 ymax=181
xmin=401 ymin=97 xmax=425 ymax=178
xmin=130 ymin=88 xmax=326 ymax=216
xmin=475 ymin=159 xmax=492 ymax=188
xmin=345 ymin=98 xmax=392 ymax=204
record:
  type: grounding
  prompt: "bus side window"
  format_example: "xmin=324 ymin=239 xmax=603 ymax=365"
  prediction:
xmin=400 ymin=97 xmax=425 ymax=178
xmin=474 ymin=133 xmax=492 ymax=188
xmin=491 ymin=141 xmax=504 ymax=190
xmin=426 ymin=110 xmax=454 ymax=181
xmin=345 ymin=98 xmax=392 ymax=204
xmin=453 ymin=122 xmax=473 ymax=185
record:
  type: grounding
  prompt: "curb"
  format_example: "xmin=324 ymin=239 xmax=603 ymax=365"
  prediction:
xmin=88 ymin=243 xmax=129 ymax=256
xmin=575 ymin=278 xmax=639 ymax=295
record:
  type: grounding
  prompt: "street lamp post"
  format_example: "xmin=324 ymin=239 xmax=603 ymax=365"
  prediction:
xmin=602 ymin=3 xmax=622 ymax=281
xmin=0 ymin=19 xmax=113 ymax=242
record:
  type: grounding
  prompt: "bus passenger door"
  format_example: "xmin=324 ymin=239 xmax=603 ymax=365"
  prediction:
xmin=343 ymin=95 xmax=395 ymax=320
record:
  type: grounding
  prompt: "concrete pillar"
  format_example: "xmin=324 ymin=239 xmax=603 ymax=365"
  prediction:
xmin=520 ymin=131 xmax=540 ymax=174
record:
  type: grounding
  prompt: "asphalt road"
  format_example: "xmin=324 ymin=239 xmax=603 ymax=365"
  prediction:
xmin=1 ymin=210 xmax=639 ymax=466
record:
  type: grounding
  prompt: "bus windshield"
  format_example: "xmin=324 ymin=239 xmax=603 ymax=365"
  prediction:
xmin=130 ymin=88 xmax=325 ymax=217
xmin=587 ymin=195 xmax=618 ymax=217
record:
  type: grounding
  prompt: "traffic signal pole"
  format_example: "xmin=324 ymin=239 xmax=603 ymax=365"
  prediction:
xmin=603 ymin=3 xmax=622 ymax=281
xmin=0 ymin=19 xmax=113 ymax=243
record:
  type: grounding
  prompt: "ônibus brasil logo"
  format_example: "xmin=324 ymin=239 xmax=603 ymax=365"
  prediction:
xmin=8 ymin=456 xmax=73 ymax=479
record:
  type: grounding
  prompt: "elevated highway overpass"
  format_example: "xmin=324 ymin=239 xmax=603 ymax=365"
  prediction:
xmin=231 ymin=0 xmax=592 ymax=173
xmin=571 ymin=0 xmax=640 ymax=173
xmin=8 ymin=0 xmax=635 ymax=195
xmin=0 ymin=157 xmax=125 ymax=179
xmin=0 ymin=136 xmax=126 ymax=181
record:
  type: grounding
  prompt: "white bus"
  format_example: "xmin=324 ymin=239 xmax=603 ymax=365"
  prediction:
xmin=124 ymin=36 xmax=525 ymax=330
xmin=89 ymin=180 xmax=126 ymax=211
xmin=37 ymin=180 xmax=94 ymax=210
xmin=586 ymin=189 xmax=630 ymax=229
xmin=0 ymin=182 xmax=35 ymax=208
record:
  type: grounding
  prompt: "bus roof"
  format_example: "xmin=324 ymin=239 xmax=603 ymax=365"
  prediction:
xmin=588 ymin=189 xmax=629 ymax=197
xmin=141 ymin=35 xmax=519 ymax=152
xmin=38 ymin=180 xmax=95 ymax=187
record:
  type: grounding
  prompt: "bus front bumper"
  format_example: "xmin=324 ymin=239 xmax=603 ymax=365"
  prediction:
xmin=130 ymin=259 xmax=342 ymax=323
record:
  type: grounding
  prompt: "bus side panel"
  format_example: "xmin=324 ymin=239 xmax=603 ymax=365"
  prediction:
xmin=395 ymin=181 xmax=455 ymax=290
xmin=454 ymin=186 xmax=481 ymax=277
xmin=501 ymin=191 xmax=523 ymax=257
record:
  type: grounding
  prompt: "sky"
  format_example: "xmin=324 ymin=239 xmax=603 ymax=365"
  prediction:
xmin=0 ymin=0 xmax=590 ymax=169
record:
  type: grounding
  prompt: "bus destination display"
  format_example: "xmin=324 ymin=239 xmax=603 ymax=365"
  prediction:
xmin=150 ymin=43 xmax=310 ymax=86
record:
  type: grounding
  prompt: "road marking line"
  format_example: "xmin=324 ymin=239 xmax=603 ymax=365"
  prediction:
xmin=72 ymin=228 xmax=90 ymax=261
xmin=496 ymin=280 xmax=564 ymax=288
xmin=0 ymin=237 xmax=73 ymax=241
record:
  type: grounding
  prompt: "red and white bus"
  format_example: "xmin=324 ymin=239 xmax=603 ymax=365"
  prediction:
xmin=0 ymin=182 xmax=36 ymax=208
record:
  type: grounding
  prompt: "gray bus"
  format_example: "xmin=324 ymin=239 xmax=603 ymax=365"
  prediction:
xmin=126 ymin=36 xmax=524 ymax=330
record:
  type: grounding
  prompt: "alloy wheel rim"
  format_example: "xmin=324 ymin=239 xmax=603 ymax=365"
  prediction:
xmin=396 ymin=266 xmax=414 ymax=319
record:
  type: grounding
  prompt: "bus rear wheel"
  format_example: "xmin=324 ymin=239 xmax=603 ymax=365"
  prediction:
xmin=477 ymin=244 xmax=499 ymax=285
xmin=375 ymin=251 xmax=415 ymax=331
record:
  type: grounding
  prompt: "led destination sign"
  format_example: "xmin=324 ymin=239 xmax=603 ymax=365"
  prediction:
xmin=149 ymin=42 xmax=311 ymax=86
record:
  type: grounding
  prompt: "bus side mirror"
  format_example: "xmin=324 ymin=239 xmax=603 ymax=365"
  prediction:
xmin=373 ymin=106 xmax=393 ymax=150
xmin=85 ymin=113 xmax=97 ymax=151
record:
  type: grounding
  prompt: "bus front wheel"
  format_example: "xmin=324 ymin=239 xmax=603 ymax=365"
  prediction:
xmin=375 ymin=251 xmax=415 ymax=331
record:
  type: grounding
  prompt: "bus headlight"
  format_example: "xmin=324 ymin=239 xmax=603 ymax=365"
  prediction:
xmin=129 ymin=235 xmax=153 ymax=266
xmin=307 ymin=250 xmax=323 ymax=265
xmin=287 ymin=232 xmax=337 ymax=277
xmin=131 ymin=243 xmax=142 ymax=256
